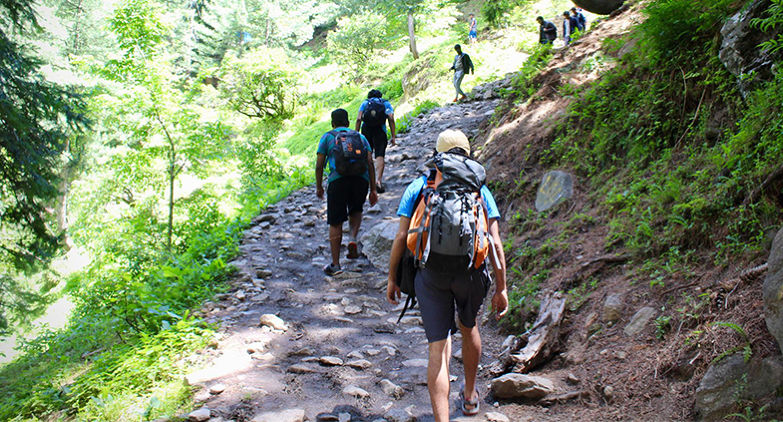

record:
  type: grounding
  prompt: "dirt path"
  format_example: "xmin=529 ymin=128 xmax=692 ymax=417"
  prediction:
xmin=182 ymin=97 xmax=553 ymax=422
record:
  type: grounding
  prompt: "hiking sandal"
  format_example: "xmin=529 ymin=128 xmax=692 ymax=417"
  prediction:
xmin=346 ymin=241 xmax=359 ymax=259
xmin=459 ymin=387 xmax=480 ymax=416
xmin=323 ymin=263 xmax=343 ymax=276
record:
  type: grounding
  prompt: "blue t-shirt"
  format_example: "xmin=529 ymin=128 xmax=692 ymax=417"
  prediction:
xmin=316 ymin=127 xmax=372 ymax=183
xmin=359 ymin=98 xmax=394 ymax=134
xmin=396 ymin=175 xmax=501 ymax=220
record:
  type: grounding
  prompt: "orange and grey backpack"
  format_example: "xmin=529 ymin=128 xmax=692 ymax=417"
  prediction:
xmin=406 ymin=152 xmax=491 ymax=274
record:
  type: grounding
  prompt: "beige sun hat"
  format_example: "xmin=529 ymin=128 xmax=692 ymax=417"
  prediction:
xmin=435 ymin=129 xmax=470 ymax=154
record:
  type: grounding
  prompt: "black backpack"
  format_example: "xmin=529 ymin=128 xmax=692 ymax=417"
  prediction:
xmin=361 ymin=99 xmax=387 ymax=130
xmin=330 ymin=130 xmax=368 ymax=176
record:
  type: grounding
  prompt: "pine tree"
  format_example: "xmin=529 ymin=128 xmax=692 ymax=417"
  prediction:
xmin=0 ymin=0 xmax=85 ymax=333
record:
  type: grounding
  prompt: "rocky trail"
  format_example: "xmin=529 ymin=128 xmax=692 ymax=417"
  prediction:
xmin=180 ymin=98 xmax=541 ymax=422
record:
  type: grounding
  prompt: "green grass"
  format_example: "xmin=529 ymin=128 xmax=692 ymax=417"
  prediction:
xmin=0 ymin=168 xmax=313 ymax=421
xmin=498 ymin=0 xmax=783 ymax=331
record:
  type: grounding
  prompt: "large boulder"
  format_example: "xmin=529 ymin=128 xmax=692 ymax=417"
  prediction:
xmin=695 ymin=353 xmax=783 ymax=421
xmin=720 ymin=0 xmax=780 ymax=96
xmin=764 ymin=226 xmax=783 ymax=349
xmin=623 ymin=306 xmax=656 ymax=337
xmin=360 ymin=219 xmax=398 ymax=272
xmin=535 ymin=171 xmax=574 ymax=212
xmin=490 ymin=373 xmax=555 ymax=399
xmin=573 ymin=0 xmax=625 ymax=15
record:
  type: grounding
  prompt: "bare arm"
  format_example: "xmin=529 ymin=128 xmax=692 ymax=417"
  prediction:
xmin=386 ymin=216 xmax=411 ymax=304
xmin=388 ymin=114 xmax=397 ymax=145
xmin=367 ymin=150 xmax=378 ymax=205
xmin=488 ymin=218 xmax=508 ymax=318
xmin=355 ymin=111 xmax=363 ymax=132
xmin=315 ymin=153 xmax=326 ymax=199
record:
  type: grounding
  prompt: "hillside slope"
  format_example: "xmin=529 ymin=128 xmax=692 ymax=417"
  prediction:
xmin=476 ymin=1 xmax=783 ymax=420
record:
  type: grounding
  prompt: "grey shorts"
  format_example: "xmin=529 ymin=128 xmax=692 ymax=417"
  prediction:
xmin=414 ymin=266 xmax=491 ymax=343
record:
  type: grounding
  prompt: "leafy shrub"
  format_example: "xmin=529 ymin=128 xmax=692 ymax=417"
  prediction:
xmin=218 ymin=47 xmax=301 ymax=122
xmin=639 ymin=0 xmax=742 ymax=65
xmin=377 ymin=78 xmax=404 ymax=101
xmin=508 ymin=43 xmax=554 ymax=100
xmin=752 ymin=0 xmax=783 ymax=54
xmin=327 ymin=13 xmax=399 ymax=72
xmin=482 ymin=0 xmax=510 ymax=28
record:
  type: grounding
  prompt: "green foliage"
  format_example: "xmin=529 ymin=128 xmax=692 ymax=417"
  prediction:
xmin=727 ymin=404 xmax=772 ymax=422
xmin=218 ymin=47 xmax=302 ymax=121
xmin=534 ymin=0 xmax=783 ymax=273
xmin=654 ymin=315 xmax=672 ymax=340
xmin=1 ymin=318 xmax=213 ymax=421
xmin=752 ymin=0 xmax=783 ymax=54
xmin=711 ymin=321 xmax=753 ymax=364
xmin=482 ymin=0 xmax=511 ymax=28
xmin=0 ymin=0 xmax=86 ymax=334
xmin=507 ymin=43 xmax=554 ymax=100
xmin=327 ymin=12 xmax=400 ymax=72
xmin=639 ymin=0 xmax=742 ymax=66
xmin=377 ymin=78 xmax=404 ymax=101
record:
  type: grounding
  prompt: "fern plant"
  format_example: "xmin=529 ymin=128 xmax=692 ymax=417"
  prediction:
xmin=751 ymin=0 xmax=783 ymax=54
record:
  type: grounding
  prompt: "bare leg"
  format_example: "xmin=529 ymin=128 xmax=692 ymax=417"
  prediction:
xmin=348 ymin=212 xmax=362 ymax=241
xmin=328 ymin=224 xmax=342 ymax=267
xmin=427 ymin=337 xmax=452 ymax=422
xmin=374 ymin=156 xmax=385 ymax=186
xmin=459 ymin=321 xmax=481 ymax=409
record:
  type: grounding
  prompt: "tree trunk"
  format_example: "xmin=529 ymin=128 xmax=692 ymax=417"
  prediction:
xmin=71 ymin=0 xmax=84 ymax=54
xmin=167 ymin=163 xmax=174 ymax=252
xmin=153 ymin=106 xmax=177 ymax=253
xmin=57 ymin=137 xmax=71 ymax=245
xmin=407 ymin=13 xmax=419 ymax=59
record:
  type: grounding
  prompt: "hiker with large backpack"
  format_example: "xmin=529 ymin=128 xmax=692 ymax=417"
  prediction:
xmin=386 ymin=129 xmax=508 ymax=420
xmin=316 ymin=109 xmax=378 ymax=276
xmin=355 ymin=89 xmax=396 ymax=194
xmin=450 ymin=44 xmax=474 ymax=102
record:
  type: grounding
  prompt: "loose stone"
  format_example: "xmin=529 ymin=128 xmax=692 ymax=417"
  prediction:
xmin=187 ymin=407 xmax=211 ymax=422
xmin=319 ymin=356 xmax=344 ymax=366
xmin=251 ymin=408 xmax=306 ymax=422
xmin=209 ymin=383 xmax=226 ymax=394
xmin=342 ymin=385 xmax=370 ymax=398
xmin=259 ymin=314 xmax=288 ymax=331
xmin=380 ymin=379 xmax=405 ymax=399
xmin=485 ymin=412 xmax=511 ymax=422
xmin=346 ymin=359 xmax=372 ymax=370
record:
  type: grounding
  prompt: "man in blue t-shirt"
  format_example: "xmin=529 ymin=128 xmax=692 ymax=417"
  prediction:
xmin=385 ymin=129 xmax=508 ymax=421
xmin=356 ymin=89 xmax=396 ymax=193
xmin=468 ymin=14 xmax=477 ymax=44
xmin=316 ymin=109 xmax=378 ymax=276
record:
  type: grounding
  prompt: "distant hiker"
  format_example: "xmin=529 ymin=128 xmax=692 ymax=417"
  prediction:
xmin=571 ymin=7 xmax=587 ymax=32
xmin=316 ymin=108 xmax=378 ymax=276
xmin=386 ymin=129 xmax=508 ymax=421
xmin=450 ymin=44 xmax=474 ymax=102
xmin=468 ymin=14 xmax=478 ymax=44
xmin=537 ymin=16 xmax=557 ymax=44
xmin=355 ymin=89 xmax=397 ymax=194
xmin=562 ymin=11 xmax=578 ymax=45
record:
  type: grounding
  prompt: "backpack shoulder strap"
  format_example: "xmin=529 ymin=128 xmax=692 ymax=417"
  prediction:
xmin=396 ymin=295 xmax=417 ymax=324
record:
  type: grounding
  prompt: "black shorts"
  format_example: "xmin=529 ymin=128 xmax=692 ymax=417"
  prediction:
xmin=361 ymin=126 xmax=388 ymax=158
xmin=326 ymin=176 xmax=369 ymax=226
xmin=414 ymin=266 xmax=491 ymax=343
